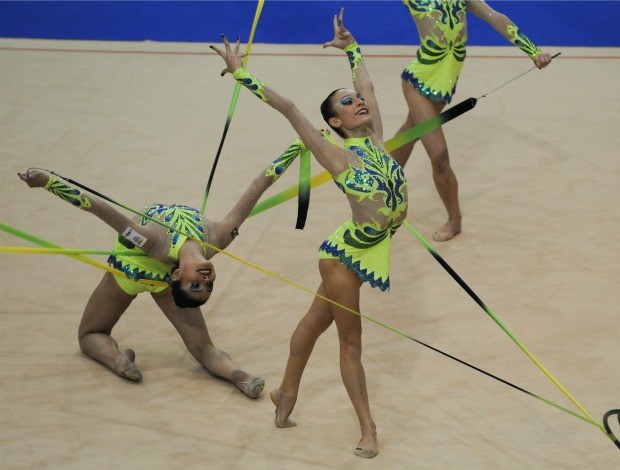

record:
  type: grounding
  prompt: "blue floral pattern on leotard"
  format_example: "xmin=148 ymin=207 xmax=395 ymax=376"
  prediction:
xmin=140 ymin=203 xmax=205 ymax=245
xmin=319 ymin=138 xmax=408 ymax=291
xmin=343 ymin=140 xmax=407 ymax=216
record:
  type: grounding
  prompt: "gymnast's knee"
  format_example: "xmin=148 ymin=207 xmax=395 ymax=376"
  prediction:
xmin=339 ymin=336 xmax=362 ymax=361
xmin=429 ymin=149 xmax=451 ymax=173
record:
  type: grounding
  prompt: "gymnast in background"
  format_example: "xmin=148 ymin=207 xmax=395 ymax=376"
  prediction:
xmin=17 ymin=139 xmax=303 ymax=397
xmin=212 ymin=8 xmax=407 ymax=458
xmin=391 ymin=0 xmax=552 ymax=241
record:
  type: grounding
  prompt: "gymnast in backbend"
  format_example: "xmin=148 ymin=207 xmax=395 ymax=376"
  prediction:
xmin=17 ymin=138 xmax=304 ymax=395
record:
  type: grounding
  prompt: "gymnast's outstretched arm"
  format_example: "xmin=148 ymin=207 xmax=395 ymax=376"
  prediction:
xmin=18 ymin=169 xmax=158 ymax=251
xmin=465 ymin=0 xmax=552 ymax=69
xmin=323 ymin=8 xmax=383 ymax=141
xmin=210 ymin=37 xmax=347 ymax=177
xmin=211 ymin=138 xmax=305 ymax=250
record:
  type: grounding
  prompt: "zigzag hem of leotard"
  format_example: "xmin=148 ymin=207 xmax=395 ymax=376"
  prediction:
xmin=319 ymin=241 xmax=389 ymax=292
xmin=401 ymin=69 xmax=454 ymax=104
xmin=108 ymin=255 xmax=171 ymax=284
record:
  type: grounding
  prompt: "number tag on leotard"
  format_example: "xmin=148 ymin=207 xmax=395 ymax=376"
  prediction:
xmin=122 ymin=227 xmax=147 ymax=248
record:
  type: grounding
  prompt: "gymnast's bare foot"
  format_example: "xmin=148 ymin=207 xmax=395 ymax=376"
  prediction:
xmin=231 ymin=370 xmax=265 ymax=398
xmin=270 ymin=388 xmax=297 ymax=428
xmin=432 ymin=218 xmax=461 ymax=242
xmin=114 ymin=348 xmax=142 ymax=382
xmin=354 ymin=429 xmax=378 ymax=458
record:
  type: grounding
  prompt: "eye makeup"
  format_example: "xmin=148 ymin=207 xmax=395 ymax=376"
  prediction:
xmin=339 ymin=93 xmax=364 ymax=106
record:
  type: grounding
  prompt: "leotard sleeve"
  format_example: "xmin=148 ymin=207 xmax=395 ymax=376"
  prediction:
xmin=44 ymin=175 xmax=92 ymax=209
xmin=43 ymin=175 xmax=157 ymax=250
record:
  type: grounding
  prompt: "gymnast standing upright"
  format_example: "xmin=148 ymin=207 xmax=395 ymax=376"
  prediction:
xmin=391 ymin=0 xmax=552 ymax=241
xmin=212 ymin=8 xmax=407 ymax=458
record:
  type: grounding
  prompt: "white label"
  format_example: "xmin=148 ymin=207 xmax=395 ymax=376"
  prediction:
xmin=122 ymin=227 xmax=147 ymax=248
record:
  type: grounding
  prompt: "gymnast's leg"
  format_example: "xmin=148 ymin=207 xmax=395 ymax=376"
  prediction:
xmin=319 ymin=259 xmax=378 ymax=458
xmin=393 ymin=80 xmax=462 ymax=242
xmin=389 ymin=111 xmax=419 ymax=168
xmin=78 ymin=272 xmax=142 ymax=381
xmin=270 ymin=281 xmax=334 ymax=427
xmin=151 ymin=289 xmax=264 ymax=398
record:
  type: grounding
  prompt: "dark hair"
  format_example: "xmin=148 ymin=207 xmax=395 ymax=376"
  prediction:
xmin=170 ymin=280 xmax=208 ymax=309
xmin=320 ymin=88 xmax=347 ymax=138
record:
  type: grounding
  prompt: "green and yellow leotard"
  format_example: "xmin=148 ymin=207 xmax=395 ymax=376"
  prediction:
xmin=402 ymin=0 xmax=543 ymax=104
xmin=319 ymin=138 xmax=408 ymax=291
xmin=402 ymin=0 xmax=468 ymax=104
xmin=107 ymin=203 xmax=206 ymax=295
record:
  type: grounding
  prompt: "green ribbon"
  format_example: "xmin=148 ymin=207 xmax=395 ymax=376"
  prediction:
xmin=250 ymin=97 xmax=477 ymax=218
xmin=200 ymin=0 xmax=265 ymax=212
xmin=0 ymin=221 xmax=167 ymax=286
xmin=295 ymin=148 xmax=312 ymax=229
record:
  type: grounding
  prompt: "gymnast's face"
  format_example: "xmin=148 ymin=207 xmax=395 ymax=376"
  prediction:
xmin=329 ymin=89 xmax=371 ymax=133
xmin=172 ymin=259 xmax=216 ymax=304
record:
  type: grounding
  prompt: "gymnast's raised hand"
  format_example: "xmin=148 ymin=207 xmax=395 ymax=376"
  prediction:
xmin=211 ymin=35 xmax=245 ymax=76
xmin=322 ymin=7 xmax=355 ymax=50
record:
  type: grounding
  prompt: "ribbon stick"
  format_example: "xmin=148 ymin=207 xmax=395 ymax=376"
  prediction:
xmin=403 ymin=220 xmax=619 ymax=448
xmin=478 ymin=52 xmax=561 ymax=99
xmin=200 ymin=0 xmax=265 ymax=212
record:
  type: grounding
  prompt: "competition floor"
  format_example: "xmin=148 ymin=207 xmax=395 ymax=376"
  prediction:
xmin=1 ymin=39 xmax=619 ymax=468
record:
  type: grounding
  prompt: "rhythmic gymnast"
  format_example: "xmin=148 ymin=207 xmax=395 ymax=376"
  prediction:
xmin=17 ymin=139 xmax=304 ymax=397
xmin=391 ymin=0 xmax=552 ymax=241
xmin=211 ymin=8 xmax=407 ymax=458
